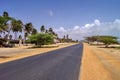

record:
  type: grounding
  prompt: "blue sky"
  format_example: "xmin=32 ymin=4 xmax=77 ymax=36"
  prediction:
xmin=0 ymin=0 xmax=120 ymax=40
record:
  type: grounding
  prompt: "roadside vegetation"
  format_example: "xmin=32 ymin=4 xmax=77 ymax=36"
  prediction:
xmin=85 ymin=35 xmax=119 ymax=48
xmin=0 ymin=11 xmax=78 ymax=48
xmin=28 ymin=33 xmax=54 ymax=47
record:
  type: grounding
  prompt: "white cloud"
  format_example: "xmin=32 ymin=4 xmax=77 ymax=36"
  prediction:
xmin=85 ymin=24 xmax=90 ymax=28
xmin=55 ymin=27 xmax=66 ymax=32
xmin=73 ymin=26 xmax=80 ymax=30
xmin=84 ymin=24 xmax=95 ymax=28
xmin=54 ymin=27 xmax=67 ymax=38
xmin=55 ymin=19 xmax=120 ymax=40
xmin=49 ymin=10 xmax=53 ymax=16
xmin=94 ymin=19 xmax=100 ymax=25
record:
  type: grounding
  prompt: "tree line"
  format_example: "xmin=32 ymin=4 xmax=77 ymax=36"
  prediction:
xmin=0 ymin=11 xmax=77 ymax=47
xmin=0 ymin=11 xmax=58 ymax=46
xmin=85 ymin=35 xmax=119 ymax=47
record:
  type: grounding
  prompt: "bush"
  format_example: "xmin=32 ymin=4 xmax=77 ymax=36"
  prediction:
xmin=28 ymin=33 xmax=54 ymax=47
xmin=85 ymin=35 xmax=119 ymax=47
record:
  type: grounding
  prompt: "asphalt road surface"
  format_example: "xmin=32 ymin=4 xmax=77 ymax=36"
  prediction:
xmin=0 ymin=43 xmax=83 ymax=80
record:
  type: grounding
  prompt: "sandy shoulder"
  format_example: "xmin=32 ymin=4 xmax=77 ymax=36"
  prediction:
xmin=80 ymin=43 xmax=120 ymax=80
xmin=0 ymin=43 xmax=77 ymax=64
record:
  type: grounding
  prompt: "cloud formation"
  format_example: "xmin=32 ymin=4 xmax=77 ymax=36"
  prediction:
xmin=55 ymin=19 xmax=120 ymax=40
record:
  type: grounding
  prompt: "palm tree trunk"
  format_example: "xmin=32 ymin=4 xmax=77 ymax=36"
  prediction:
xmin=15 ymin=32 xmax=17 ymax=40
xmin=6 ymin=31 xmax=10 ymax=44
xmin=23 ymin=36 xmax=26 ymax=46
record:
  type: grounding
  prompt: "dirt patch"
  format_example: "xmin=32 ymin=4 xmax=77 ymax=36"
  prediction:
xmin=80 ymin=43 xmax=120 ymax=80
xmin=0 ymin=56 xmax=10 ymax=59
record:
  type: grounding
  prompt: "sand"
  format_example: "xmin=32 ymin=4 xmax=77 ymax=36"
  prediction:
xmin=80 ymin=43 xmax=120 ymax=80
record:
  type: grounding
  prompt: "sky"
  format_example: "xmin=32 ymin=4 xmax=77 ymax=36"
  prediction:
xmin=0 ymin=0 xmax=120 ymax=40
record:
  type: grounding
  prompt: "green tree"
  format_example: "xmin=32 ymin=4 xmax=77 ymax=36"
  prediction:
xmin=40 ymin=25 xmax=45 ymax=33
xmin=0 ymin=16 xmax=5 ymax=34
xmin=2 ymin=11 xmax=13 ymax=32
xmin=0 ymin=11 xmax=13 ymax=44
xmin=48 ymin=28 xmax=53 ymax=34
xmin=25 ymin=23 xmax=33 ymax=33
xmin=28 ymin=33 xmax=54 ymax=47
xmin=32 ymin=28 xmax=37 ymax=35
xmin=24 ymin=22 xmax=33 ymax=45
xmin=99 ymin=36 xmax=118 ymax=47
xmin=0 ymin=12 xmax=12 ymax=36
xmin=4 ymin=34 xmax=9 ymax=41
xmin=24 ymin=23 xmax=33 ymax=39
xmin=85 ymin=36 xmax=98 ymax=43
xmin=45 ymin=30 xmax=49 ymax=33
xmin=24 ymin=33 xmax=28 ymax=40
xmin=11 ymin=19 xmax=23 ymax=39
xmin=9 ymin=34 xmax=12 ymax=40
xmin=85 ymin=35 xmax=119 ymax=47
xmin=3 ymin=11 xmax=9 ymax=17
xmin=48 ymin=28 xmax=57 ymax=38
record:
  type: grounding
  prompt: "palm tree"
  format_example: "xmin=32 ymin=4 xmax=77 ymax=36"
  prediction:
xmin=25 ymin=23 xmax=33 ymax=33
xmin=24 ymin=33 xmax=28 ymax=40
xmin=40 ymin=25 xmax=45 ymax=33
xmin=3 ymin=11 xmax=9 ymax=17
xmin=63 ymin=35 xmax=66 ymax=39
xmin=32 ymin=28 xmax=37 ymax=35
xmin=18 ymin=35 xmax=22 ymax=46
xmin=9 ymin=35 xmax=12 ymax=40
xmin=55 ymin=33 xmax=58 ymax=39
xmin=0 ymin=16 xmax=4 ymax=36
xmin=3 ymin=12 xmax=14 ymax=44
xmin=66 ymin=34 xmax=69 ymax=42
xmin=2 ymin=11 xmax=12 ymax=32
xmin=4 ymin=34 xmax=9 ymax=40
xmin=0 ymin=16 xmax=8 ymax=36
xmin=66 ymin=34 xmax=69 ymax=39
xmin=11 ymin=19 xmax=23 ymax=40
xmin=24 ymin=22 xmax=33 ymax=40
xmin=45 ymin=30 xmax=49 ymax=33
xmin=48 ymin=27 xmax=53 ymax=34
xmin=0 ymin=12 xmax=12 ymax=42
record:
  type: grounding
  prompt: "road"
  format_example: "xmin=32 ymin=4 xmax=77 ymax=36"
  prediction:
xmin=0 ymin=43 xmax=83 ymax=80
